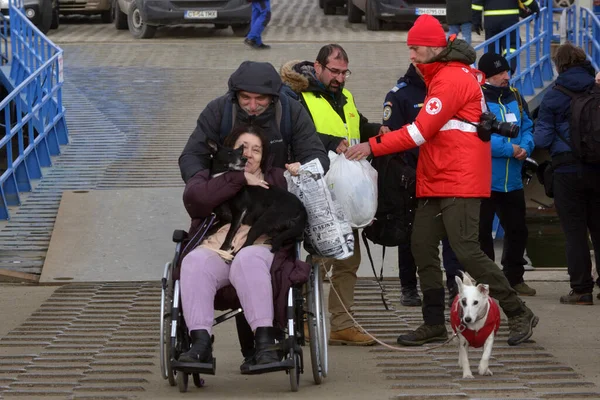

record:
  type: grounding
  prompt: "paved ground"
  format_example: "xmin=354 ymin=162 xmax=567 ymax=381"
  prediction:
xmin=1 ymin=1 xmax=599 ymax=399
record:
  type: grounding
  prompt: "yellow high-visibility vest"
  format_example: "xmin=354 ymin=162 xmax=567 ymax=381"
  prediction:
xmin=302 ymin=89 xmax=361 ymax=145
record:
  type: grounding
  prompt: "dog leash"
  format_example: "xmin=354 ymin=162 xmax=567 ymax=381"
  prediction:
xmin=318 ymin=260 xmax=457 ymax=352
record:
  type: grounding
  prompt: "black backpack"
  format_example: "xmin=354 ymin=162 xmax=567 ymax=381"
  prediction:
xmin=363 ymin=153 xmax=417 ymax=247
xmin=554 ymin=84 xmax=600 ymax=164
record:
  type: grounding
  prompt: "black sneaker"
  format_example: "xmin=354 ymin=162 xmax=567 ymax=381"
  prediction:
xmin=560 ymin=290 xmax=593 ymax=305
xmin=400 ymin=287 xmax=422 ymax=307
xmin=507 ymin=305 xmax=539 ymax=346
xmin=255 ymin=43 xmax=271 ymax=49
xmin=243 ymin=38 xmax=256 ymax=47
xmin=396 ymin=324 xmax=448 ymax=346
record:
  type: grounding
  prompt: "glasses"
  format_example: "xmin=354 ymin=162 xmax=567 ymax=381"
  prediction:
xmin=323 ymin=65 xmax=352 ymax=79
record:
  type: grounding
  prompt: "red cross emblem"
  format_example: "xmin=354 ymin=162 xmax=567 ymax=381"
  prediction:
xmin=425 ymin=98 xmax=442 ymax=115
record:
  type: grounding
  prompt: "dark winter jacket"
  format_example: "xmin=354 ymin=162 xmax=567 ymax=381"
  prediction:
xmin=534 ymin=62 xmax=598 ymax=173
xmin=178 ymin=166 xmax=311 ymax=329
xmin=179 ymin=61 xmax=329 ymax=183
xmin=446 ymin=0 xmax=472 ymax=25
xmin=280 ymin=60 xmax=381 ymax=153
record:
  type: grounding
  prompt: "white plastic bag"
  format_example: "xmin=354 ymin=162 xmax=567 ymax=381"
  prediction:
xmin=325 ymin=151 xmax=378 ymax=229
xmin=285 ymin=158 xmax=354 ymax=260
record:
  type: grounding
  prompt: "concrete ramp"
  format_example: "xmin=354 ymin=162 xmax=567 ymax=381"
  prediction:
xmin=40 ymin=188 xmax=189 ymax=283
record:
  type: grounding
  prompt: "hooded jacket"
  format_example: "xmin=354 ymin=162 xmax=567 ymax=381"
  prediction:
xmin=534 ymin=62 xmax=599 ymax=173
xmin=369 ymin=39 xmax=492 ymax=198
xmin=482 ymin=84 xmax=534 ymax=192
xmin=280 ymin=60 xmax=381 ymax=153
xmin=178 ymin=61 xmax=329 ymax=183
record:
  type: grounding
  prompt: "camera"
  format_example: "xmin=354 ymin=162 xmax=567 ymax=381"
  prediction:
xmin=477 ymin=112 xmax=520 ymax=142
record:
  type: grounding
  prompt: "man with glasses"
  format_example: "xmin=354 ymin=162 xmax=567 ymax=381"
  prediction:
xmin=280 ymin=44 xmax=387 ymax=346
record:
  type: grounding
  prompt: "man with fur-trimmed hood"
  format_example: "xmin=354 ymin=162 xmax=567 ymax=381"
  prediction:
xmin=280 ymin=44 xmax=387 ymax=346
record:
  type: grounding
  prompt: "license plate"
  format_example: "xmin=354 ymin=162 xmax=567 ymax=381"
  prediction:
xmin=184 ymin=10 xmax=217 ymax=19
xmin=415 ymin=8 xmax=446 ymax=16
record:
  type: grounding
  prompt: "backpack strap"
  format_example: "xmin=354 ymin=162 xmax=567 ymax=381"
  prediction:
xmin=509 ymin=87 xmax=524 ymax=119
xmin=219 ymin=96 xmax=236 ymax=140
xmin=278 ymin=90 xmax=293 ymax=145
xmin=361 ymin=230 xmax=389 ymax=311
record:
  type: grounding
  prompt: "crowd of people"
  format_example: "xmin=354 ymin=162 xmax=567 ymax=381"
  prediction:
xmin=176 ymin=10 xmax=599 ymax=375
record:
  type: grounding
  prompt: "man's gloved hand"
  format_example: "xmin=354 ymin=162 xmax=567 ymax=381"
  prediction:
xmin=473 ymin=24 xmax=483 ymax=35
xmin=529 ymin=0 xmax=540 ymax=15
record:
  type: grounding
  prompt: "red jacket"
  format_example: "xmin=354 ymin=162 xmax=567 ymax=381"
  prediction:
xmin=450 ymin=296 xmax=501 ymax=348
xmin=369 ymin=61 xmax=491 ymax=198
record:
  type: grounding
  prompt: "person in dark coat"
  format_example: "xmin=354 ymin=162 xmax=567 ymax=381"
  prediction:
xmin=177 ymin=124 xmax=311 ymax=372
xmin=446 ymin=0 xmax=472 ymax=45
xmin=534 ymin=43 xmax=600 ymax=305
xmin=383 ymin=63 xmax=464 ymax=307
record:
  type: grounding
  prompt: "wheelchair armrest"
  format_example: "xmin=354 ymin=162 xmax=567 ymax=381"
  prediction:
xmin=173 ymin=230 xmax=188 ymax=243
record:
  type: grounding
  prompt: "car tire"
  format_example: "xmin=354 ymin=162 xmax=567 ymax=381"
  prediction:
xmin=231 ymin=23 xmax=250 ymax=37
xmin=319 ymin=0 xmax=324 ymax=9
xmin=365 ymin=0 xmax=382 ymax=31
xmin=114 ymin=0 xmax=128 ymax=30
xmin=323 ymin=0 xmax=336 ymax=15
xmin=128 ymin=0 xmax=157 ymax=39
xmin=101 ymin=2 xmax=114 ymax=24
xmin=38 ymin=0 xmax=53 ymax=34
xmin=347 ymin=0 xmax=361 ymax=23
xmin=50 ymin=0 xmax=59 ymax=30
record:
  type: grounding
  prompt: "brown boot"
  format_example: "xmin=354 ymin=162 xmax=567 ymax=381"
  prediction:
xmin=328 ymin=327 xmax=376 ymax=346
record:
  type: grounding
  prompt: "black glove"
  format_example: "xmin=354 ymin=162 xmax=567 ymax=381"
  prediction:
xmin=529 ymin=0 xmax=540 ymax=15
xmin=473 ymin=24 xmax=483 ymax=35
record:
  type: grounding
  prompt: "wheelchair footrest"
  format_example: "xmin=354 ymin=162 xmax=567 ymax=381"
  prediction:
xmin=241 ymin=357 xmax=295 ymax=375
xmin=171 ymin=358 xmax=216 ymax=375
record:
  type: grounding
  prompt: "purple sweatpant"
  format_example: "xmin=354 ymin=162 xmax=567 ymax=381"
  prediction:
xmin=180 ymin=246 xmax=274 ymax=334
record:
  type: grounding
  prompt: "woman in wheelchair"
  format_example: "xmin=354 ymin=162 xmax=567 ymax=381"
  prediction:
xmin=178 ymin=124 xmax=308 ymax=372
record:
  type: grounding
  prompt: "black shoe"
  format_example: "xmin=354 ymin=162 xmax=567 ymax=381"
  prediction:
xmin=239 ymin=348 xmax=256 ymax=373
xmin=560 ymin=290 xmax=593 ymax=305
xmin=255 ymin=43 xmax=271 ymax=49
xmin=178 ymin=329 xmax=213 ymax=363
xmin=254 ymin=327 xmax=281 ymax=365
xmin=244 ymin=38 xmax=256 ymax=47
xmin=396 ymin=324 xmax=448 ymax=346
xmin=507 ymin=305 xmax=539 ymax=346
xmin=400 ymin=287 xmax=422 ymax=307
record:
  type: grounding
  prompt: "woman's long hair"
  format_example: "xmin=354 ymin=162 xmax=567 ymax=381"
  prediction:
xmin=223 ymin=124 xmax=270 ymax=172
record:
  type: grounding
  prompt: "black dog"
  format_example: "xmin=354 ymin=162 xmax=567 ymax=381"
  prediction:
xmin=207 ymin=139 xmax=307 ymax=254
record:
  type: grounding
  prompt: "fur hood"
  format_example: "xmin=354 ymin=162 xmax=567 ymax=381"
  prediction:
xmin=280 ymin=60 xmax=321 ymax=94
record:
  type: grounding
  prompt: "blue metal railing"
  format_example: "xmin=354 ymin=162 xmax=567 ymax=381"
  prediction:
xmin=0 ymin=0 xmax=69 ymax=220
xmin=474 ymin=0 xmax=555 ymax=97
xmin=574 ymin=6 xmax=600 ymax=69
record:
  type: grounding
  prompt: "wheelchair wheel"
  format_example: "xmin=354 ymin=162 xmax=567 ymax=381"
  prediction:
xmin=306 ymin=255 xmax=328 ymax=383
xmin=192 ymin=373 xmax=204 ymax=388
xmin=177 ymin=371 xmax=189 ymax=393
xmin=288 ymin=349 xmax=301 ymax=392
xmin=160 ymin=261 xmax=176 ymax=386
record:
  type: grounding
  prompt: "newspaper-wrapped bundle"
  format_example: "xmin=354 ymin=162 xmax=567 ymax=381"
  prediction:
xmin=285 ymin=158 xmax=354 ymax=260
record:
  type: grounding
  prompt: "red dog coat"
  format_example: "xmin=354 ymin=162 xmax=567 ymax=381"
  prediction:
xmin=450 ymin=296 xmax=501 ymax=348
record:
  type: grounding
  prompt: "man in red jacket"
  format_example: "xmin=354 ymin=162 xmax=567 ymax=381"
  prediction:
xmin=346 ymin=15 xmax=538 ymax=347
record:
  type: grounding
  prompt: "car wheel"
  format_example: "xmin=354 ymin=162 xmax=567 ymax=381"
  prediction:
xmin=114 ymin=0 xmax=128 ymax=29
xmin=319 ymin=0 xmax=324 ymax=9
xmin=347 ymin=0 xmax=362 ymax=23
xmin=38 ymin=0 xmax=53 ymax=34
xmin=323 ymin=0 xmax=336 ymax=15
xmin=365 ymin=0 xmax=382 ymax=31
xmin=231 ymin=23 xmax=250 ymax=37
xmin=101 ymin=1 xmax=114 ymax=24
xmin=50 ymin=0 xmax=59 ymax=29
xmin=128 ymin=0 xmax=156 ymax=39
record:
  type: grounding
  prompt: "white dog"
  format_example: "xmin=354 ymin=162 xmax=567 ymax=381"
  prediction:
xmin=450 ymin=272 xmax=501 ymax=379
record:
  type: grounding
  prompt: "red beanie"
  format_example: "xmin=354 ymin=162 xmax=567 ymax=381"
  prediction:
xmin=407 ymin=15 xmax=447 ymax=47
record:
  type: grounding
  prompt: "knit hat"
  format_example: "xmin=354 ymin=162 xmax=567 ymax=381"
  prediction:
xmin=478 ymin=52 xmax=511 ymax=79
xmin=407 ymin=15 xmax=447 ymax=47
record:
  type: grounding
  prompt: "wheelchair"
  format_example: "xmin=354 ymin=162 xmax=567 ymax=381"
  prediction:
xmin=159 ymin=226 xmax=328 ymax=393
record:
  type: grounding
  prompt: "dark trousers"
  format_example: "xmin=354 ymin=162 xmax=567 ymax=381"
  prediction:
xmin=484 ymin=15 xmax=519 ymax=71
xmin=553 ymin=171 xmax=600 ymax=293
xmin=411 ymin=198 xmax=524 ymax=325
xmin=398 ymin=238 xmax=463 ymax=290
xmin=479 ymin=189 xmax=528 ymax=287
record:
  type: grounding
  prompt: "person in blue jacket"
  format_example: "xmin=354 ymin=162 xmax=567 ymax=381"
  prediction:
xmin=477 ymin=52 xmax=537 ymax=297
xmin=534 ymin=43 xmax=600 ymax=305
xmin=383 ymin=63 xmax=464 ymax=307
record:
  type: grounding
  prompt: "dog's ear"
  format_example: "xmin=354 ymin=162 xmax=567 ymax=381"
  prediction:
xmin=462 ymin=271 xmax=475 ymax=286
xmin=206 ymin=139 xmax=219 ymax=154
xmin=455 ymin=275 xmax=464 ymax=294
xmin=477 ymin=283 xmax=489 ymax=296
